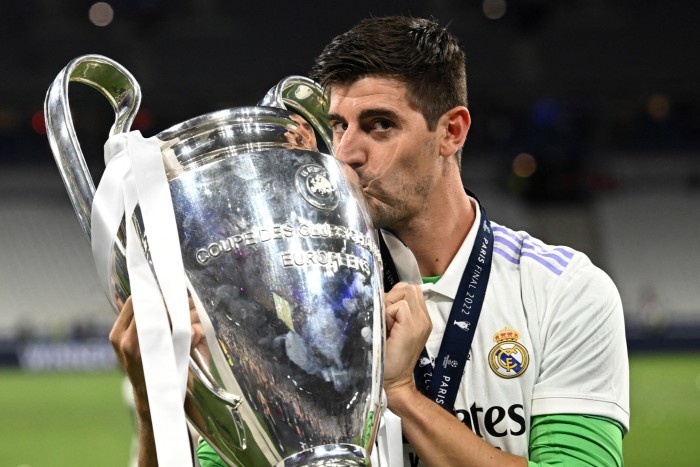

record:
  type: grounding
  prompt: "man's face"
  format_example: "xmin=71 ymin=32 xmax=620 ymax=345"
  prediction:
xmin=327 ymin=76 xmax=442 ymax=230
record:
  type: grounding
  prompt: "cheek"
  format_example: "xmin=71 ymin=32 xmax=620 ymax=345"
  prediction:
xmin=365 ymin=144 xmax=398 ymax=179
xmin=392 ymin=141 xmax=431 ymax=172
xmin=375 ymin=153 xmax=396 ymax=175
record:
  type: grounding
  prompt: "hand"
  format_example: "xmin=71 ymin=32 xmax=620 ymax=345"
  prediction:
xmin=110 ymin=297 xmax=147 ymax=406
xmin=383 ymin=283 xmax=432 ymax=399
xmin=109 ymin=296 xmax=205 ymax=415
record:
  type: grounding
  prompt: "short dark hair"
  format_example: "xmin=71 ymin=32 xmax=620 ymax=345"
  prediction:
xmin=310 ymin=16 xmax=467 ymax=131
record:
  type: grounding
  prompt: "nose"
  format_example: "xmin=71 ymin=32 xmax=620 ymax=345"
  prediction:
xmin=334 ymin=126 xmax=366 ymax=170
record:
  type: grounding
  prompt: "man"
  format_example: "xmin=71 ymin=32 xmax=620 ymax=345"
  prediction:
xmin=307 ymin=16 xmax=629 ymax=466
xmin=112 ymin=15 xmax=629 ymax=466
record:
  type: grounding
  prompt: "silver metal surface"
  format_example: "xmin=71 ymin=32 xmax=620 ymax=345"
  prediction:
xmin=44 ymin=55 xmax=384 ymax=466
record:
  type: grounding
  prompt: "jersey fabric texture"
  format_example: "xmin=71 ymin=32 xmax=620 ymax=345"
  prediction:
xmin=198 ymin=438 xmax=226 ymax=467
xmin=382 ymin=197 xmax=630 ymax=464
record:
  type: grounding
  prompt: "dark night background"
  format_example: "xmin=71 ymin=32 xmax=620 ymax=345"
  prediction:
xmin=1 ymin=0 xmax=699 ymax=351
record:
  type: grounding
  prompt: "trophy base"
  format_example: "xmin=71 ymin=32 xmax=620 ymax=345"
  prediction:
xmin=278 ymin=443 xmax=370 ymax=466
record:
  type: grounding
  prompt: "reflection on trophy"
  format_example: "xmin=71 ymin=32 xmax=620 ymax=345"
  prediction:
xmin=44 ymin=55 xmax=384 ymax=466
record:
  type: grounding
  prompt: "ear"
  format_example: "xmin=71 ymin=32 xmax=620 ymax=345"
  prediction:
xmin=438 ymin=106 xmax=471 ymax=158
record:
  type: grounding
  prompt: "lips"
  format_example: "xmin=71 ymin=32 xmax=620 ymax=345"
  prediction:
xmin=360 ymin=177 xmax=377 ymax=190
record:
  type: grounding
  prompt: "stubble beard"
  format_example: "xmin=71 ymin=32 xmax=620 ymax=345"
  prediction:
xmin=366 ymin=178 xmax=432 ymax=232
xmin=368 ymin=200 xmax=405 ymax=231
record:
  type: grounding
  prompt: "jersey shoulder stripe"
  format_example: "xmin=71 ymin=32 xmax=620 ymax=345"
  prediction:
xmin=491 ymin=223 xmax=575 ymax=276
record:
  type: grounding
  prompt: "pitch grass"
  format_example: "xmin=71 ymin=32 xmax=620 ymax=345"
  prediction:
xmin=624 ymin=353 xmax=700 ymax=466
xmin=0 ymin=353 xmax=698 ymax=466
xmin=0 ymin=370 xmax=134 ymax=467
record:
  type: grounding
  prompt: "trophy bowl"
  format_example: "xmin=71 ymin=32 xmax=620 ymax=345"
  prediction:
xmin=44 ymin=55 xmax=384 ymax=466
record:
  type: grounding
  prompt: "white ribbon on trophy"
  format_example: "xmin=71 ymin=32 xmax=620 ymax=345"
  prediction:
xmin=372 ymin=393 xmax=404 ymax=467
xmin=92 ymin=131 xmax=193 ymax=467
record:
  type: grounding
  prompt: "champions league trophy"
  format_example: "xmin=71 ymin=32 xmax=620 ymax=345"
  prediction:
xmin=44 ymin=55 xmax=385 ymax=466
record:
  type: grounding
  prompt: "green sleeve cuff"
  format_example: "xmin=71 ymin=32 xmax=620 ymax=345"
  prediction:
xmin=197 ymin=438 xmax=229 ymax=467
xmin=528 ymin=414 xmax=624 ymax=467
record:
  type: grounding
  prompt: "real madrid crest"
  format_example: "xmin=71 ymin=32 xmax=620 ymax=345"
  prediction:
xmin=295 ymin=163 xmax=340 ymax=211
xmin=488 ymin=327 xmax=529 ymax=379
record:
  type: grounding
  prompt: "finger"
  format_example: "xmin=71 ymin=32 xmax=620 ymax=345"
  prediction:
xmin=186 ymin=298 xmax=206 ymax=350
xmin=191 ymin=322 xmax=205 ymax=350
xmin=385 ymin=299 xmax=412 ymax=333
xmin=109 ymin=296 xmax=135 ymax=344
xmin=189 ymin=298 xmax=201 ymax=325
xmin=115 ymin=294 xmax=125 ymax=310
xmin=385 ymin=303 xmax=397 ymax=333
xmin=109 ymin=297 xmax=144 ymax=369
xmin=385 ymin=282 xmax=423 ymax=308
xmin=385 ymin=283 xmax=426 ymax=317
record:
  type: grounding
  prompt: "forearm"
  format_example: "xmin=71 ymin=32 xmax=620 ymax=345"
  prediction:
xmin=134 ymin=391 xmax=159 ymax=467
xmin=389 ymin=385 xmax=527 ymax=467
xmin=137 ymin=421 xmax=158 ymax=467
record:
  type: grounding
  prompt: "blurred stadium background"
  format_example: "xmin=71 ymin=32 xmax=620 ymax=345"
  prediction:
xmin=1 ymin=1 xmax=699 ymax=465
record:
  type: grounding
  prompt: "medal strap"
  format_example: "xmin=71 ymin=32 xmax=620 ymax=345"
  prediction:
xmin=415 ymin=203 xmax=492 ymax=411
xmin=379 ymin=197 xmax=493 ymax=413
xmin=379 ymin=232 xmax=400 ymax=291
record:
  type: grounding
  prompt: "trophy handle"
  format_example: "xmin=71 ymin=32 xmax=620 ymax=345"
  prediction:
xmin=44 ymin=54 xmax=141 ymax=241
xmin=259 ymin=76 xmax=334 ymax=155
xmin=189 ymin=352 xmax=247 ymax=451
xmin=46 ymin=55 xmax=250 ymax=460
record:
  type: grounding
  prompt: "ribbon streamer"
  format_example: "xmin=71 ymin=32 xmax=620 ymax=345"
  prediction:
xmin=92 ymin=131 xmax=193 ymax=467
xmin=372 ymin=391 xmax=404 ymax=467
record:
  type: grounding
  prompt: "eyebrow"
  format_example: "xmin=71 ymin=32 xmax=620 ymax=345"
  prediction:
xmin=359 ymin=108 xmax=401 ymax=121
xmin=326 ymin=112 xmax=346 ymax=123
xmin=327 ymin=108 xmax=401 ymax=123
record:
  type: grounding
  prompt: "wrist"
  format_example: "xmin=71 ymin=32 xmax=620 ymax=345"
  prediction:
xmin=385 ymin=380 xmax=422 ymax=416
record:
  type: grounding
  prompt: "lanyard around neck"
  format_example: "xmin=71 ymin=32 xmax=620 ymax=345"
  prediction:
xmin=380 ymin=202 xmax=493 ymax=412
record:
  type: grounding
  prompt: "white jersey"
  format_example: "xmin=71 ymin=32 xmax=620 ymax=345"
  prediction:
xmin=381 ymin=198 xmax=630 ymax=465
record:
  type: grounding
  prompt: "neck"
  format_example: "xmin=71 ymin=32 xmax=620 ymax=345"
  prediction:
xmin=392 ymin=182 xmax=475 ymax=277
